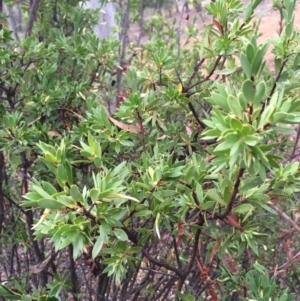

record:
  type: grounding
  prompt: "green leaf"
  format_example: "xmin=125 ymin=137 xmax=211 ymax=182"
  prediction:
xmin=32 ymin=185 xmax=51 ymax=199
xmin=23 ymin=191 xmax=42 ymax=202
xmin=21 ymin=200 xmax=39 ymax=207
xmin=285 ymin=22 xmax=293 ymax=38
xmin=57 ymin=195 xmax=76 ymax=208
xmin=70 ymin=185 xmax=80 ymax=201
xmin=240 ymin=54 xmax=252 ymax=78
xmin=253 ymin=81 xmax=266 ymax=106
xmin=233 ymin=204 xmax=253 ymax=214
xmin=230 ymin=146 xmax=240 ymax=168
xmin=227 ymin=95 xmax=242 ymax=118
xmin=21 ymin=294 xmax=33 ymax=301
xmin=207 ymin=190 xmax=226 ymax=206
xmin=57 ymin=164 xmax=67 ymax=181
xmin=108 ymin=193 xmax=140 ymax=203
xmin=258 ymin=104 xmax=275 ymax=128
xmin=113 ymin=229 xmax=128 ymax=241
xmin=244 ymin=135 xmax=259 ymax=146
xmin=92 ymin=228 xmax=107 ymax=258
xmin=244 ymin=3 xmax=253 ymax=21
xmin=282 ymin=113 xmax=300 ymax=124
xmin=45 ymin=152 xmax=58 ymax=163
xmin=39 ymin=198 xmax=64 ymax=210
xmin=0 ymin=284 xmax=21 ymax=299
xmin=135 ymin=210 xmax=152 ymax=217
xmin=202 ymin=201 xmax=215 ymax=210
xmin=90 ymin=188 xmax=100 ymax=203
xmin=252 ymin=146 xmax=269 ymax=165
xmin=246 ymin=43 xmax=255 ymax=62
xmin=88 ymin=132 xmax=95 ymax=151
xmin=269 ymin=91 xmax=280 ymax=107
xmin=94 ymin=156 xmax=102 ymax=167
xmin=247 ymin=238 xmax=259 ymax=256
xmin=238 ymin=92 xmax=247 ymax=109
xmin=214 ymin=135 xmax=238 ymax=152
xmin=111 ymin=161 xmax=127 ymax=177
xmin=49 ymin=283 xmax=62 ymax=297
xmin=230 ymin=140 xmax=241 ymax=157
xmin=80 ymin=150 xmax=93 ymax=158
xmin=42 ymin=182 xmax=57 ymax=196
xmin=214 ymin=69 xmax=235 ymax=75
xmin=155 ymin=212 xmax=161 ymax=239
xmin=242 ymin=80 xmax=255 ymax=104
xmin=207 ymin=93 xmax=229 ymax=111
xmin=271 ymin=112 xmax=287 ymax=123
xmin=230 ymin=118 xmax=243 ymax=131
xmin=38 ymin=296 xmax=60 ymax=301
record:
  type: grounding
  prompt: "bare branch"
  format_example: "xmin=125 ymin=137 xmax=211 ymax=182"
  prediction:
xmin=187 ymin=56 xmax=222 ymax=93
xmin=292 ymin=125 xmax=300 ymax=158
xmin=26 ymin=0 xmax=40 ymax=37
xmin=216 ymin=168 xmax=245 ymax=219
xmin=142 ymin=249 xmax=181 ymax=277
xmin=267 ymin=201 xmax=300 ymax=233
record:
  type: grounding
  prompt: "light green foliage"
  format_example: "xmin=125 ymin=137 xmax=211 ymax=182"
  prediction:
xmin=1 ymin=0 xmax=300 ymax=300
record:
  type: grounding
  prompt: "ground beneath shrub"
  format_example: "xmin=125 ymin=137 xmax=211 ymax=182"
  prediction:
xmin=128 ymin=1 xmax=300 ymax=67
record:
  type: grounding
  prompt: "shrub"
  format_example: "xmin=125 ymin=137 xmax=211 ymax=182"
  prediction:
xmin=0 ymin=0 xmax=300 ymax=300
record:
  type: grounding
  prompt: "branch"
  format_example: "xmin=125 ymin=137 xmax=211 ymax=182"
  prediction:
xmin=142 ymin=249 xmax=181 ymax=277
xmin=68 ymin=245 xmax=79 ymax=301
xmin=269 ymin=250 xmax=300 ymax=275
xmin=138 ymin=266 xmax=177 ymax=278
xmin=26 ymin=0 xmax=40 ymax=37
xmin=3 ymin=192 xmax=26 ymax=214
xmin=216 ymin=168 xmax=245 ymax=219
xmin=261 ymin=58 xmax=288 ymax=112
xmin=268 ymin=58 xmax=288 ymax=101
xmin=89 ymin=62 xmax=102 ymax=86
xmin=186 ymin=58 xmax=205 ymax=88
xmin=292 ymin=125 xmax=300 ymax=158
xmin=136 ymin=0 xmax=145 ymax=46
xmin=114 ymin=0 xmax=130 ymax=112
xmin=187 ymin=56 xmax=222 ymax=93
xmin=188 ymin=102 xmax=206 ymax=129
xmin=267 ymin=201 xmax=300 ymax=233
xmin=184 ymin=228 xmax=201 ymax=276
xmin=172 ymin=236 xmax=182 ymax=270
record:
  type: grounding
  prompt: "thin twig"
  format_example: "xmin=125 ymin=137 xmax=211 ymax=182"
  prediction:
xmin=291 ymin=125 xmax=300 ymax=158
xmin=183 ymin=228 xmax=201 ymax=276
xmin=172 ymin=236 xmax=182 ymax=270
xmin=261 ymin=58 xmax=288 ymax=112
xmin=138 ymin=267 xmax=177 ymax=278
xmin=216 ymin=168 xmax=245 ymax=219
xmin=187 ymin=56 xmax=222 ymax=93
xmin=3 ymin=192 xmax=26 ymax=214
xmin=89 ymin=62 xmax=102 ymax=86
xmin=186 ymin=58 xmax=205 ymax=88
xmin=267 ymin=201 xmax=300 ymax=233
xmin=188 ymin=102 xmax=206 ymax=129
xmin=142 ymin=249 xmax=181 ymax=277
xmin=269 ymin=250 xmax=300 ymax=274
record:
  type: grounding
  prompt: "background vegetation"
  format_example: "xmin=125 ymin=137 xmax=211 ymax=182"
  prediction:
xmin=0 ymin=0 xmax=300 ymax=300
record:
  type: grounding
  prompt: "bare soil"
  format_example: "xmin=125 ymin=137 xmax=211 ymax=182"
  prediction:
xmin=128 ymin=1 xmax=300 ymax=66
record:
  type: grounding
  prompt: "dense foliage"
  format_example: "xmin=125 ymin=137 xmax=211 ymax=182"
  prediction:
xmin=1 ymin=0 xmax=300 ymax=300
